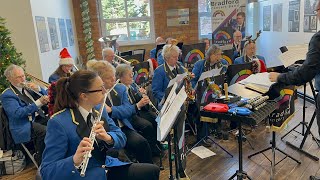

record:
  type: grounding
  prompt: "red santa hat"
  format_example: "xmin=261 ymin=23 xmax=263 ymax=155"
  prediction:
xmin=59 ymin=48 xmax=74 ymax=65
xmin=147 ymin=58 xmax=158 ymax=77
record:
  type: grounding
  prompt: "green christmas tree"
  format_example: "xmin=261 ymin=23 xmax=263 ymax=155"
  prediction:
xmin=0 ymin=16 xmax=26 ymax=93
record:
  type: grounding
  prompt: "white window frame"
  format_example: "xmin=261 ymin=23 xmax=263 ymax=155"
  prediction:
xmin=98 ymin=0 xmax=155 ymax=46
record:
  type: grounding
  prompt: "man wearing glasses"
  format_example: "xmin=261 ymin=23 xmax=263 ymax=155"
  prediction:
xmin=269 ymin=2 xmax=320 ymax=179
xmin=1 ymin=64 xmax=49 ymax=165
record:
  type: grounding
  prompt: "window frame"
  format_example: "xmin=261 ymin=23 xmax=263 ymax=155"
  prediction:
xmin=98 ymin=0 xmax=155 ymax=46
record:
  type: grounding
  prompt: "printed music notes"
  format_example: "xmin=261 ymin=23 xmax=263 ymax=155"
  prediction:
xmin=278 ymin=44 xmax=308 ymax=67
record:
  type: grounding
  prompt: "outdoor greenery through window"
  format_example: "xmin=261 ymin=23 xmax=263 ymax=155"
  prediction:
xmin=99 ymin=0 xmax=153 ymax=44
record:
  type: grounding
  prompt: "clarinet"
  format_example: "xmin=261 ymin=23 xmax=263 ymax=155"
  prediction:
xmin=79 ymin=80 xmax=119 ymax=177
xmin=133 ymin=82 xmax=160 ymax=115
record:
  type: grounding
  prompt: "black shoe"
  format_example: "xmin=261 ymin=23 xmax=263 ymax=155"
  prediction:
xmin=200 ymin=139 xmax=211 ymax=147
xmin=310 ymin=176 xmax=320 ymax=180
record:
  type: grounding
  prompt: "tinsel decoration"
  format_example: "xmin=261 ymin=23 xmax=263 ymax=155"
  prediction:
xmin=80 ymin=0 xmax=95 ymax=61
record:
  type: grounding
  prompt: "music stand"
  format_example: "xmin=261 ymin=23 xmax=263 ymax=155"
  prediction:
xmin=278 ymin=46 xmax=320 ymax=161
xmin=157 ymin=82 xmax=188 ymax=180
xmin=281 ymin=82 xmax=320 ymax=161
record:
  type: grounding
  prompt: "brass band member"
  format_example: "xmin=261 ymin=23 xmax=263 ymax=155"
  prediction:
xmin=152 ymin=44 xmax=186 ymax=104
xmin=41 ymin=70 xmax=160 ymax=179
xmin=49 ymin=48 xmax=74 ymax=83
xmin=116 ymin=64 xmax=160 ymax=155
xmin=102 ymin=48 xmax=117 ymax=67
xmin=1 ymin=64 xmax=49 ymax=164
xmin=191 ymin=44 xmax=228 ymax=88
xmin=87 ymin=60 xmax=153 ymax=164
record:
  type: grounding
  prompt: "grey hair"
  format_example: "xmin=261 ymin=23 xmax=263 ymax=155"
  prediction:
xmin=86 ymin=59 xmax=115 ymax=78
xmin=115 ymin=64 xmax=132 ymax=79
xmin=102 ymin=47 xmax=114 ymax=60
xmin=205 ymin=44 xmax=221 ymax=61
xmin=162 ymin=44 xmax=180 ymax=61
xmin=4 ymin=64 xmax=23 ymax=79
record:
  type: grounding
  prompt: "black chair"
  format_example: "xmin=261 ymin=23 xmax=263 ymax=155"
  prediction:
xmin=120 ymin=50 xmax=133 ymax=56
xmin=133 ymin=49 xmax=146 ymax=61
xmin=0 ymin=106 xmax=39 ymax=171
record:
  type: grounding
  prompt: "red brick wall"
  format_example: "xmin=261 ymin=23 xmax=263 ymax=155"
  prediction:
xmin=72 ymin=0 xmax=199 ymax=62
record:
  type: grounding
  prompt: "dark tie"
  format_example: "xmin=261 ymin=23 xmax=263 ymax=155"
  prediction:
xmin=87 ymin=113 xmax=93 ymax=129
xmin=128 ymin=88 xmax=137 ymax=103
xmin=22 ymin=88 xmax=33 ymax=104
xmin=172 ymin=68 xmax=177 ymax=76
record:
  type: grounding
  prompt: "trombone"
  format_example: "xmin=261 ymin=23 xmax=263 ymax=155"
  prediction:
xmin=25 ymin=73 xmax=50 ymax=88
xmin=114 ymin=54 xmax=132 ymax=65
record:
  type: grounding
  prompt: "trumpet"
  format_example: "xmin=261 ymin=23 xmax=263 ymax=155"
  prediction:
xmin=132 ymin=82 xmax=160 ymax=115
xmin=79 ymin=79 xmax=119 ymax=177
xmin=114 ymin=54 xmax=132 ymax=65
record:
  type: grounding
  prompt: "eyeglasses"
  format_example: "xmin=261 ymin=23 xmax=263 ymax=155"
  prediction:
xmin=314 ymin=8 xmax=320 ymax=14
xmin=85 ymin=85 xmax=106 ymax=93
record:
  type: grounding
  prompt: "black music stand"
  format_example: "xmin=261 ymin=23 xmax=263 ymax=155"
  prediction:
xmin=248 ymin=127 xmax=301 ymax=179
xmin=186 ymin=119 xmax=233 ymax=157
xmin=280 ymin=82 xmax=320 ymax=161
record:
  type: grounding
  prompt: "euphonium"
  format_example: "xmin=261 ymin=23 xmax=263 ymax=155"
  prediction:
xmin=79 ymin=79 xmax=119 ymax=177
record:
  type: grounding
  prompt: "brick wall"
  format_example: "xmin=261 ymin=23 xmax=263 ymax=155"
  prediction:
xmin=72 ymin=0 xmax=199 ymax=62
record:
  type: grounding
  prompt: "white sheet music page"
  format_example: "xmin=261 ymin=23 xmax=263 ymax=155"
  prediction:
xmin=197 ymin=67 xmax=223 ymax=84
xmin=239 ymin=72 xmax=274 ymax=88
xmin=157 ymin=86 xmax=187 ymax=141
xmin=278 ymin=44 xmax=308 ymax=67
xmin=167 ymin=72 xmax=187 ymax=88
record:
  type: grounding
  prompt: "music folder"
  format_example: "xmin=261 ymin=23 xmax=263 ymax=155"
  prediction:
xmin=156 ymin=82 xmax=187 ymax=141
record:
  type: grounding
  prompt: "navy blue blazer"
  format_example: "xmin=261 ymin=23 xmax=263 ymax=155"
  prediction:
xmin=191 ymin=59 xmax=228 ymax=88
xmin=48 ymin=73 xmax=60 ymax=83
xmin=150 ymin=48 xmax=156 ymax=59
xmin=234 ymin=55 xmax=266 ymax=65
xmin=0 ymin=86 xmax=47 ymax=144
xmin=40 ymin=108 xmax=128 ymax=180
xmin=151 ymin=63 xmax=185 ymax=103
xmin=106 ymin=84 xmax=136 ymax=130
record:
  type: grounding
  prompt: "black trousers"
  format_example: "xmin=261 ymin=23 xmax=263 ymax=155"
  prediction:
xmin=131 ymin=112 xmax=159 ymax=154
xmin=108 ymin=163 xmax=160 ymax=180
xmin=121 ymin=126 xmax=153 ymax=164
xmin=31 ymin=121 xmax=46 ymax=164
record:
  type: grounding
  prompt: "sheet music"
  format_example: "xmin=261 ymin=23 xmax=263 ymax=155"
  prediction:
xmin=157 ymin=86 xmax=187 ymax=141
xmin=159 ymin=83 xmax=178 ymax=118
xmin=197 ymin=68 xmax=223 ymax=83
xmin=229 ymin=83 xmax=261 ymax=99
xmin=278 ymin=44 xmax=308 ymax=67
xmin=167 ymin=72 xmax=187 ymax=88
xmin=238 ymin=72 xmax=274 ymax=88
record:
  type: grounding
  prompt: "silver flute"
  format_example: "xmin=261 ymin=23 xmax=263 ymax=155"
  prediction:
xmin=80 ymin=79 xmax=119 ymax=177
xmin=133 ymin=82 xmax=160 ymax=115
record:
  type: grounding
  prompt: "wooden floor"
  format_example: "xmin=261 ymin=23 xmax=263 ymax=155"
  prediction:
xmin=2 ymin=99 xmax=320 ymax=180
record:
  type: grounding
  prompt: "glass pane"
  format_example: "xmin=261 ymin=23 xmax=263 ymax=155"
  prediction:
xmin=101 ymin=0 xmax=126 ymax=19
xmin=106 ymin=22 xmax=128 ymax=41
xmin=127 ymin=0 xmax=150 ymax=17
xmin=129 ymin=21 xmax=150 ymax=40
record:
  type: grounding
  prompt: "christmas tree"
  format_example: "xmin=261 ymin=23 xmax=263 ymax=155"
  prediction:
xmin=0 ymin=16 xmax=26 ymax=93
